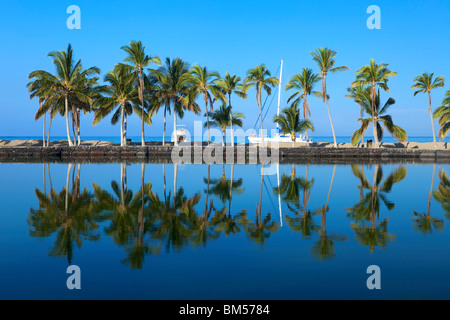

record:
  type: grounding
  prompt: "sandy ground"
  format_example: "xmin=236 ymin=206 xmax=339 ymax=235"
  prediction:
xmin=0 ymin=139 xmax=448 ymax=150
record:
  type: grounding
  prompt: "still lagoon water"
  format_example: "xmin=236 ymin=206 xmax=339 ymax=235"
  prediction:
xmin=0 ymin=162 xmax=449 ymax=299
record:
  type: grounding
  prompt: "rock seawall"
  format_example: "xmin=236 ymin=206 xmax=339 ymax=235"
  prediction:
xmin=0 ymin=145 xmax=449 ymax=164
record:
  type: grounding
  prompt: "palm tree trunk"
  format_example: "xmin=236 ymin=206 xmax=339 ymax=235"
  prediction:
xmin=77 ymin=110 xmax=81 ymax=146
xmin=428 ymin=91 xmax=437 ymax=147
xmin=42 ymin=103 xmax=46 ymax=147
xmin=65 ymin=97 xmax=73 ymax=146
xmin=65 ymin=163 xmax=73 ymax=212
xmin=47 ymin=115 xmax=52 ymax=147
xmin=140 ymin=75 xmax=145 ymax=147
xmin=173 ymin=108 xmax=178 ymax=146
xmin=229 ymin=164 xmax=234 ymax=214
xmin=304 ymin=98 xmax=309 ymax=141
xmin=120 ymin=106 xmax=124 ymax=146
xmin=360 ymin=104 xmax=365 ymax=144
xmin=229 ymin=93 xmax=234 ymax=147
xmin=325 ymin=97 xmax=337 ymax=148
xmin=371 ymin=85 xmax=379 ymax=148
xmin=259 ymin=90 xmax=265 ymax=144
xmin=259 ymin=164 xmax=264 ymax=215
xmin=205 ymin=96 xmax=210 ymax=144
xmin=222 ymin=129 xmax=225 ymax=146
xmin=124 ymin=113 xmax=128 ymax=146
xmin=163 ymin=163 xmax=166 ymax=201
xmin=163 ymin=105 xmax=167 ymax=146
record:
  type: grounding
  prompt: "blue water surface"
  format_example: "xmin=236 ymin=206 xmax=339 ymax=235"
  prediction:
xmin=0 ymin=162 xmax=449 ymax=299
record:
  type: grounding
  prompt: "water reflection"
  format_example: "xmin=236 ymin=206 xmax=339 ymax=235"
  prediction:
xmin=346 ymin=164 xmax=406 ymax=252
xmin=28 ymin=162 xmax=450 ymax=269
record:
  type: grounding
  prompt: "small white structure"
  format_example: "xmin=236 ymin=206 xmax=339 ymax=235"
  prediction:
xmin=171 ymin=125 xmax=189 ymax=143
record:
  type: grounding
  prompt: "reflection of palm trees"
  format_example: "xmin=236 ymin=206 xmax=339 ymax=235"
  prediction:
xmin=412 ymin=164 xmax=444 ymax=234
xmin=433 ymin=168 xmax=450 ymax=219
xmin=149 ymin=185 xmax=201 ymax=252
xmin=283 ymin=165 xmax=319 ymax=239
xmin=29 ymin=163 xmax=99 ymax=264
xmin=311 ymin=165 xmax=346 ymax=260
xmin=92 ymin=163 xmax=161 ymax=269
xmin=245 ymin=164 xmax=280 ymax=245
xmin=347 ymin=165 xmax=406 ymax=252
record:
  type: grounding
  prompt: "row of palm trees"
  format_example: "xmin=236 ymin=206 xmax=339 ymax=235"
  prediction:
xmin=30 ymin=162 xmax=449 ymax=265
xmin=28 ymin=43 xmax=449 ymax=148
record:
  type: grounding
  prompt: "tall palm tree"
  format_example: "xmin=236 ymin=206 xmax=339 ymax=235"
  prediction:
xmin=93 ymin=66 xmax=139 ymax=146
xmin=310 ymin=48 xmax=348 ymax=147
xmin=350 ymin=90 xmax=407 ymax=146
xmin=27 ymin=72 xmax=52 ymax=147
xmin=352 ymin=59 xmax=397 ymax=148
xmin=149 ymin=58 xmax=200 ymax=146
xmin=433 ymin=89 xmax=450 ymax=140
xmin=184 ymin=65 xmax=225 ymax=144
xmin=120 ymin=40 xmax=161 ymax=146
xmin=273 ymin=104 xmax=315 ymax=142
xmin=244 ymin=64 xmax=280 ymax=143
xmin=345 ymin=83 xmax=367 ymax=144
xmin=285 ymin=68 xmax=322 ymax=141
xmin=205 ymin=105 xmax=244 ymax=146
xmin=411 ymin=73 xmax=445 ymax=146
xmin=30 ymin=44 xmax=100 ymax=146
xmin=216 ymin=72 xmax=248 ymax=146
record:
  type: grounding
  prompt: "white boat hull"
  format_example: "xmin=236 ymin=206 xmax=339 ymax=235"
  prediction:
xmin=248 ymin=134 xmax=311 ymax=144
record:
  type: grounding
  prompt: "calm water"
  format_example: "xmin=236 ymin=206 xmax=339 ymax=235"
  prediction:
xmin=0 ymin=162 xmax=449 ymax=299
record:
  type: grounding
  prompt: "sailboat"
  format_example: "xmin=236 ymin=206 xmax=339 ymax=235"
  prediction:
xmin=171 ymin=125 xmax=189 ymax=143
xmin=248 ymin=60 xmax=312 ymax=144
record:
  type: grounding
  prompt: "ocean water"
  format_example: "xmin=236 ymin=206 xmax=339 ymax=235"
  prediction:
xmin=1 ymin=135 xmax=449 ymax=144
xmin=0 ymin=162 xmax=449 ymax=299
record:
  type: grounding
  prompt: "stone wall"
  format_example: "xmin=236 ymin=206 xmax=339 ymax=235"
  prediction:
xmin=0 ymin=145 xmax=449 ymax=164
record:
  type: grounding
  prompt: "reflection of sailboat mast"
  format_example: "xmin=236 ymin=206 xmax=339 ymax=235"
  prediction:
xmin=277 ymin=163 xmax=283 ymax=227
xmin=276 ymin=60 xmax=283 ymax=226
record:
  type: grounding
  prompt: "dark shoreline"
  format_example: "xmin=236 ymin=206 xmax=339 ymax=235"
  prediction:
xmin=0 ymin=145 xmax=449 ymax=164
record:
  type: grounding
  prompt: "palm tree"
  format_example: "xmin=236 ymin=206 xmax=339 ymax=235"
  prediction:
xmin=244 ymin=64 xmax=280 ymax=143
xmin=27 ymin=72 xmax=52 ymax=147
xmin=273 ymin=104 xmax=315 ymax=142
xmin=345 ymin=83 xmax=367 ymax=144
xmin=205 ymin=105 xmax=244 ymax=146
xmin=93 ymin=66 xmax=139 ymax=146
xmin=433 ymin=89 xmax=450 ymax=140
xmin=411 ymin=73 xmax=445 ymax=146
xmin=350 ymin=90 xmax=407 ymax=146
xmin=352 ymin=59 xmax=397 ymax=148
xmin=30 ymin=44 xmax=100 ymax=146
xmin=310 ymin=48 xmax=348 ymax=147
xmin=149 ymin=58 xmax=200 ymax=146
xmin=120 ymin=40 xmax=161 ymax=146
xmin=184 ymin=65 xmax=225 ymax=144
xmin=216 ymin=72 xmax=248 ymax=146
xmin=285 ymin=68 xmax=322 ymax=141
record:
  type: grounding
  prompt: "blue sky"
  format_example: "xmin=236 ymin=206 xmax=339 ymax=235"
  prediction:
xmin=0 ymin=0 xmax=449 ymax=138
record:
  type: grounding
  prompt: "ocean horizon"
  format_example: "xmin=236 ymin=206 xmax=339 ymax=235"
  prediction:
xmin=1 ymin=135 xmax=448 ymax=144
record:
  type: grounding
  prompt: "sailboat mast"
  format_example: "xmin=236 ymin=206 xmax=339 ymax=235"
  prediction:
xmin=276 ymin=60 xmax=283 ymax=129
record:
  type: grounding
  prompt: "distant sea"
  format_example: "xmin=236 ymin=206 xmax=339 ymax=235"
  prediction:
xmin=1 ymin=136 xmax=449 ymax=143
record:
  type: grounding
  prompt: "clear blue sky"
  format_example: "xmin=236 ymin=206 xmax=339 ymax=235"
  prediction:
xmin=0 ymin=0 xmax=449 ymax=138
